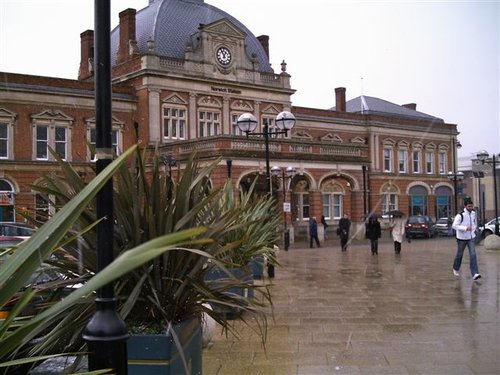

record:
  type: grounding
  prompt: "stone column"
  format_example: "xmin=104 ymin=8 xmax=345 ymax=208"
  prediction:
xmin=189 ymin=93 xmax=197 ymax=139
xmin=148 ymin=89 xmax=161 ymax=144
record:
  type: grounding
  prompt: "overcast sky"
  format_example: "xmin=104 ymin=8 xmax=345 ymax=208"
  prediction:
xmin=0 ymin=0 xmax=498 ymax=160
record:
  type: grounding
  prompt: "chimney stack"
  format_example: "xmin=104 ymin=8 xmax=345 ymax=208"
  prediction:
xmin=335 ymin=87 xmax=346 ymax=112
xmin=402 ymin=103 xmax=417 ymax=110
xmin=257 ymin=35 xmax=269 ymax=59
xmin=78 ymin=30 xmax=94 ymax=81
xmin=117 ymin=8 xmax=137 ymax=64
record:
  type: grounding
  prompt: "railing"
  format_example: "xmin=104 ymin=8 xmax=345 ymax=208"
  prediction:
xmin=159 ymin=57 xmax=185 ymax=70
xmin=162 ymin=136 xmax=367 ymax=160
xmin=320 ymin=145 xmax=362 ymax=157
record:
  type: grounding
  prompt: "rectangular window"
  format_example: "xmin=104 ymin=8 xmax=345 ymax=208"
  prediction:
xmin=322 ymin=193 xmax=342 ymax=219
xmin=0 ymin=123 xmax=7 ymax=158
xmin=35 ymin=193 xmax=50 ymax=222
xmin=89 ymin=128 xmax=119 ymax=161
xmin=163 ymin=107 xmax=186 ymax=140
xmin=382 ymin=194 xmax=397 ymax=213
xmin=332 ymin=194 xmax=342 ymax=218
xmin=413 ymin=151 xmax=421 ymax=173
xmin=426 ymin=151 xmax=434 ymax=174
xmin=398 ymin=150 xmax=407 ymax=173
xmin=384 ymin=148 xmax=392 ymax=172
xmin=438 ymin=152 xmax=446 ymax=174
xmin=55 ymin=127 xmax=67 ymax=159
xmin=301 ymin=193 xmax=310 ymax=220
xmin=232 ymin=113 xmax=246 ymax=135
xmin=198 ymin=110 xmax=220 ymax=137
xmin=36 ymin=125 xmax=48 ymax=160
xmin=322 ymin=194 xmax=330 ymax=219
xmin=263 ymin=116 xmax=283 ymax=139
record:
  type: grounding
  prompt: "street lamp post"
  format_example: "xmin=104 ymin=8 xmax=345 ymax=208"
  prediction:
xmin=447 ymin=171 xmax=464 ymax=216
xmin=476 ymin=150 xmax=499 ymax=236
xmin=83 ymin=1 xmax=128 ymax=372
xmin=447 ymin=138 xmax=462 ymax=216
xmin=237 ymin=111 xmax=295 ymax=268
xmin=237 ymin=111 xmax=296 ymax=195
xmin=271 ymin=166 xmax=296 ymax=250
xmin=472 ymin=171 xmax=485 ymax=225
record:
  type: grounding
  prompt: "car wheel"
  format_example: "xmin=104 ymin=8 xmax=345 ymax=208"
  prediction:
xmin=483 ymin=230 xmax=493 ymax=238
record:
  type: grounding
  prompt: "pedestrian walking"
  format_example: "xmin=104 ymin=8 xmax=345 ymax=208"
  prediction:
xmin=338 ymin=214 xmax=351 ymax=251
xmin=452 ymin=197 xmax=481 ymax=280
xmin=390 ymin=215 xmax=406 ymax=254
xmin=309 ymin=217 xmax=320 ymax=248
xmin=321 ymin=215 xmax=328 ymax=240
xmin=365 ymin=216 xmax=381 ymax=255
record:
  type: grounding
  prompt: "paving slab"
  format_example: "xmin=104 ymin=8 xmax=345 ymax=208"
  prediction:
xmin=203 ymin=237 xmax=500 ymax=374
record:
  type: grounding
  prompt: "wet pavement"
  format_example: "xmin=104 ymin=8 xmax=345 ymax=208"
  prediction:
xmin=203 ymin=236 xmax=500 ymax=375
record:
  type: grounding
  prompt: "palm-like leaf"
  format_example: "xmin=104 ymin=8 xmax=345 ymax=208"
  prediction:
xmin=3 ymin=145 xmax=277 ymax=369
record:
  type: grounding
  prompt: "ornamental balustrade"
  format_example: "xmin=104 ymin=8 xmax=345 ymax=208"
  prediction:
xmin=166 ymin=135 xmax=366 ymax=161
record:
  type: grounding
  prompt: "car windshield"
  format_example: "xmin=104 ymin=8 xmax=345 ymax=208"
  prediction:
xmin=0 ymin=223 xmax=35 ymax=237
xmin=409 ymin=217 xmax=425 ymax=224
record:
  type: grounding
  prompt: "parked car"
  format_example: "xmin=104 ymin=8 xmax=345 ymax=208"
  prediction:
xmin=435 ymin=217 xmax=453 ymax=237
xmin=405 ymin=215 xmax=436 ymax=239
xmin=0 ymin=222 xmax=35 ymax=239
xmin=0 ymin=235 xmax=25 ymax=250
xmin=479 ymin=217 xmax=500 ymax=238
xmin=0 ymin=238 xmax=64 ymax=319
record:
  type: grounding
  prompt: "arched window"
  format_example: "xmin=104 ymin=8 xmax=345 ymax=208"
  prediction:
xmin=409 ymin=185 xmax=428 ymax=215
xmin=435 ymin=185 xmax=452 ymax=218
xmin=293 ymin=178 xmax=310 ymax=221
xmin=0 ymin=179 xmax=15 ymax=222
xmin=381 ymin=184 xmax=399 ymax=213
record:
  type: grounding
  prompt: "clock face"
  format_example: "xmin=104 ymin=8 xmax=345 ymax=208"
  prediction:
xmin=216 ymin=47 xmax=232 ymax=66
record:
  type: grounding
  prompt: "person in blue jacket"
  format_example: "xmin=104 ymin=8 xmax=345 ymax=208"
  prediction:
xmin=309 ymin=217 xmax=320 ymax=248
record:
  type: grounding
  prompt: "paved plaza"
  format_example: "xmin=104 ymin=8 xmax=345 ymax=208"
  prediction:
xmin=203 ymin=236 xmax=500 ymax=375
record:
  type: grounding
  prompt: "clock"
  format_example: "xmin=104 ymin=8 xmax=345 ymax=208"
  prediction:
xmin=216 ymin=47 xmax=232 ymax=66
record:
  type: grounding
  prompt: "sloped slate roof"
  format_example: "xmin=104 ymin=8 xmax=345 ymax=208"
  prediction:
xmin=110 ymin=0 xmax=273 ymax=73
xmin=331 ymin=95 xmax=444 ymax=123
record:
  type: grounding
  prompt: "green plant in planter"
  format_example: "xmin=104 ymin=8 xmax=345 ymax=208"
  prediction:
xmin=213 ymin=180 xmax=281 ymax=268
xmin=3 ymin=146 xmax=274 ymax=373
xmin=203 ymin=180 xmax=281 ymax=317
xmin=0 ymin=145 xmax=211 ymax=374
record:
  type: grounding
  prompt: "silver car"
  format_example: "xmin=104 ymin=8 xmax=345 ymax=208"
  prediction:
xmin=479 ymin=217 xmax=500 ymax=238
xmin=435 ymin=217 xmax=453 ymax=236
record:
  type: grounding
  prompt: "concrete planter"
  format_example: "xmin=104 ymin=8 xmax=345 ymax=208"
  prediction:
xmin=204 ymin=265 xmax=253 ymax=319
xmin=248 ymin=256 xmax=265 ymax=279
xmin=127 ymin=317 xmax=202 ymax=375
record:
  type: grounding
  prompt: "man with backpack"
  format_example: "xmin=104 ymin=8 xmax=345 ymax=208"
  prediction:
xmin=452 ymin=197 xmax=481 ymax=280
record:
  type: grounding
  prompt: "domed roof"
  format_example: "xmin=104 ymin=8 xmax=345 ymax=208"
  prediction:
xmin=110 ymin=0 xmax=273 ymax=73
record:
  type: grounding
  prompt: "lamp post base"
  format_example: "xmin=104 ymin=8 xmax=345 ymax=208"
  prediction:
xmin=83 ymin=298 xmax=129 ymax=374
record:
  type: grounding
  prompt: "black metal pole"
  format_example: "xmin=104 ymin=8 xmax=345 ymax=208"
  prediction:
xmin=453 ymin=176 xmax=458 ymax=215
xmin=226 ymin=159 xmax=232 ymax=178
xmin=282 ymin=170 xmax=287 ymax=231
xmin=83 ymin=1 xmax=128 ymax=373
xmin=362 ymin=165 xmax=367 ymax=217
xmin=263 ymin=123 xmax=276 ymax=273
xmin=493 ymin=154 xmax=499 ymax=236
xmin=263 ymin=124 xmax=271 ymax=195
xmin=482 ymin=189 xmax=486 ymax=230
xmin=452 ymin=139 xmax=458 ymax=215
xmin=477 ymin=175 xmax=482 ymax=225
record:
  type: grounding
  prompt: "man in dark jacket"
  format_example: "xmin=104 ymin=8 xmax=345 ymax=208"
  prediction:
xmin=338 ymin=214 xmax=351 ymax=251
xmin=365 ymin=217 xmax=382 ymax=255
xmin=309 ymin=217 xmax=320 ymax=248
